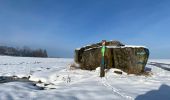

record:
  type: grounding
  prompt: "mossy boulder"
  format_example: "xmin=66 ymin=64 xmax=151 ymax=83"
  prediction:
xmin=74 ymin=40 xmax=149 ymax=74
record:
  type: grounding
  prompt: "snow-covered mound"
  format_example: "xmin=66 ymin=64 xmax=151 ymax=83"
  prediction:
xmin=0 ymin=56 xmax=170 ymax=100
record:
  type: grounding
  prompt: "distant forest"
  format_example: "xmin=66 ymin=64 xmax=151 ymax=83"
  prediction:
xmin=0 ymin=46 xmax=48 ymax=57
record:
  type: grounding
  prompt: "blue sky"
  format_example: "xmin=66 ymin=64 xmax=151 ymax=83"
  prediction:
xmin=0 ymin=0 xmax=170 ymax=58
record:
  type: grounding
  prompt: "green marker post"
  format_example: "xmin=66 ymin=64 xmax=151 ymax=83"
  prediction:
xmin=100 ymin=40 xmax=106 ymax=77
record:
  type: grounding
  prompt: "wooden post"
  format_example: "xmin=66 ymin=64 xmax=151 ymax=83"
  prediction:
xmin=100 ymin=56 xmax=105 ymax=77
xmin=100 ymin=40 xmax=106 ymax=77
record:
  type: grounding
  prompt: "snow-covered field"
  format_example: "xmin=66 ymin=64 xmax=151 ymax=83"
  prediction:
xmin=0 ymin=56 xmax=170 ymax=100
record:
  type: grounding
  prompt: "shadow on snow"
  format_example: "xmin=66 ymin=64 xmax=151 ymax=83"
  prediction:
xmin=135 ymin=84 xmax=170 ymax=100
xmin=0 ymin=76 xmax=44 ymax=90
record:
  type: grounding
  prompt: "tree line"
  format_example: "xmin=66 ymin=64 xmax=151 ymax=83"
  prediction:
xmin=0 ymin=46 xmax=48 ymax=57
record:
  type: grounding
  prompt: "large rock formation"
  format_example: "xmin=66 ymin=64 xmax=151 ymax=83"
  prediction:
xmin=74 ymin=40 xmax=149 ymax=74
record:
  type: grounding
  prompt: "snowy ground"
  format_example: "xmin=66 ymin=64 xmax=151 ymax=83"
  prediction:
xmin=0 ymin=56 xmax=170 ymax=100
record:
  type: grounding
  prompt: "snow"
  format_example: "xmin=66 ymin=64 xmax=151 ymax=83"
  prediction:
xmin=75 ymin=48 xmax=81 ymax=50
xmin=124 ymin=45 xmax=147 ymax=48
xmin=0 ymin=56 xmax=170 ymax=100
xmin=83 ymin=45 xmax=147 ymax=51
xmin=77 ymin=45 xmax=147 ymax=51
xmin=76 ymin=43 xmax=147 ymax=51
xmin=107 ymin=45 xmax=147 ymax=48
xmin=149 ymin=59 xmax=170 ymax=64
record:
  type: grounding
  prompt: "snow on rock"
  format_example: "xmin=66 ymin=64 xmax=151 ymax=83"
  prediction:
xmin=106 ymin=45 xmax=147 ymax=48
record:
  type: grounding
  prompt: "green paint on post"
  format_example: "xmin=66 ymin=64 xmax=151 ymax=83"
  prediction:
xmin=101 ymin=46 xmax=106 ymax=57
